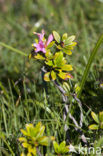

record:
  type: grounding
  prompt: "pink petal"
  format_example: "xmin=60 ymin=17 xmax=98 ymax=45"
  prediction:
xmin=42 ymin=48 xmax=46 ymax=53
xmin=47 ymin=34 xmax=53 ymax=45
xmin=33 ymin=29 xmax=45 ymax=41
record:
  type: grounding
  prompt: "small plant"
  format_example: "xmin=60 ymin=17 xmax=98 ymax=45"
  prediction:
xmin=89 ymin=111 xmax=103 ymax=130
xmin=29 ymin=30 xmax=76 ymax=81
xmin=53 ymin=141 xmax=69 ymax=155
xmin=19 ymin=122 xmax=54 ymax=156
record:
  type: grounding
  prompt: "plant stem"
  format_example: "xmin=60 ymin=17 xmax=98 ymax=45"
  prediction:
xmin=37 ymin=147 xmax=42 ymax=156
xmin=0 ymin=42 xmax=27 ymax=56
xmin=77 ymin=34 xmax=103 ymax=98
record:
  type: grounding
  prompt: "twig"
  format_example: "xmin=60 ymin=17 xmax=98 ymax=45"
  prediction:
xmin=54 ymin=81 xmax=87 ymax=144
xmin=41 ymin=68 xmax=87 ymax=144
xmin=54 ymin=80 xmax=67 ymax=102
xmin=54 ymin=80 xmax=70 ymax=143
xmin=73 ymin=94 xmax=83 ymax=128
xmin=37 ymin=147 xmax=42 ymax=156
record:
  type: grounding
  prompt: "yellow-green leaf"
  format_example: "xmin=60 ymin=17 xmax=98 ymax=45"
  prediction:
xmin=91 ymin=112 xmax=99 ymax=124
xmin=65 ymin=35 xmax=76 ymax=45
xmin=100 ymin=122 xmax=103 ymax=129
xmin=44 ymin=72 xmax=50 ymax=81
xmin=18 ymin=137 xmax=27 ymax=142
xmin=63 ymin=49 xmax=72 ymax=55
xmin=27 ymin=153 xmax=32 ymax=156
xmin=20 ymin=129 xmax=28 ymax=136
xmin=36 ymin=125 xmax=45 ymax=138
xmin=58 ymin=72 xmax=73 ymax=80
xmin=89 ymin=124 xmax=99 ymax=130
xmin=28 ymin=147 xmax=36 ymax=155
xmin=53 ymin=141 xmax=59 ymax=154
xmin=45 ymin=60 xmax=53 ymax=66
xmin=46 ymin=41 xmax=55 ymax=49
xmin=35 ymin=54 xmax=45 ymax=60
xmin=51 ymin=71 xmax=56 ymax=81
xmin=62 ymin=65 xmax=73 ymax=71
xmin=45 ymin=51 xmax=53 ymax=59
xmin=62 ymin=33 xmax=68 ymax=41
xmin=53 ymin=31 xmax=60 ymax=43
xmin=20 ymin=153 xmax=25 ymax=156
xmin=22 ymin=142 xmax=29 ymax=148
xmin=54 ymin=52 xmax=63 ymax=67
xmin=99 ymin=112 xmax=103 ymax=122
xmin=38 ymin=136 xmax=49 ymax=146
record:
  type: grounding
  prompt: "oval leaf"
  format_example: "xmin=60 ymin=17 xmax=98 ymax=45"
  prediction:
xmin=99 ymin=112 xmax=103 ymax=122
xmin=53 ymin=31 xmax=60 ymax=43
xmin=91 ymin=112 xmax=99 ymax=124
xmin=44 ymin=72 xmax=50 ymax=81
xmin=51 ymin=70 xmax=56 ymax=81
xmin=89 ymin=124 xmax=99 ymax=130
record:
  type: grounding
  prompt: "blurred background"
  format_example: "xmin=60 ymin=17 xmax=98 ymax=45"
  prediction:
xmin=0 ymin=0 xmax=103 ymax=82
xmin=0 ymin=1 xmax=103 ymax=155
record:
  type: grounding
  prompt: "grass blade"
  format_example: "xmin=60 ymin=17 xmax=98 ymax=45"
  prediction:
xmin=77 ymin=34 xmax=103 ymax=98
xmin=0 ymin=42 xmax=27 ymax=56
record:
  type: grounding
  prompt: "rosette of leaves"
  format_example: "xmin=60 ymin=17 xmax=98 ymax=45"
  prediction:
xmin=19 ymin=122 xmax=53 ymax=156
xmin=53 ymin=141 xmax=69 ymax=156
xmin=89 ymin=112 xmax=103 ymax=130
xmin=29 ymin=30 xmax=77 ymax=82
xmin=53 ymin=31 xmax=77 ymax=55
xmin=44 ymin=51 xmax=73 ymax=81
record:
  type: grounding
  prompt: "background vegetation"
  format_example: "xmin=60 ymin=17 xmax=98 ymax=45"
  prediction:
xmin=0 ymin=0 xmax=103 ymax=155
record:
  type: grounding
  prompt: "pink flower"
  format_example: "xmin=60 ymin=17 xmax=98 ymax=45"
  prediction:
xmin=33 ymin=40 xmax=46 ymax=53
xmin=33 ymin=29 xmax=45 ymax=41
xmin=33 ymin=30 xmax=53 ymax=53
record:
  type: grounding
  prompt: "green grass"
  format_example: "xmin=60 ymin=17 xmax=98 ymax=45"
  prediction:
xmin=0 ymin=0 xmax=103 ymax=155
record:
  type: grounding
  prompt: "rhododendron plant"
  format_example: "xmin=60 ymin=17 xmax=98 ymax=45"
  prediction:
xmin=29 ymin=30 xmax=77 ymax=81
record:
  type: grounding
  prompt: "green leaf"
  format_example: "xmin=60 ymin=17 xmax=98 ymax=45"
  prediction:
xmin=61 ymin=65 xmax=73 ymax=71
xmin=44 ymin=72 xmax=50 ymax=81
xmin=45 ymin=60 xmax=53 ymax=66
xmin=77 ymin=34 xmax=103 ymax=98
xmin=63 ymin=147 xmax=69 ymax=153
xmin=35 ymin=54 xmax=45 ymax=60
xmin=45 ymin=51 xmax=53 ymax=59
xmin=62 ymin=33 xmax=68 ymax=41
xmin=21 ymin=129 xmax=28 ymax=136
xmin=63 ymin=82 xmax=70 ymax=93
xmin=51 ymin=71 xmax=56 ymax=81
xmin=59 ymin=141 xmax=66 ymax=153
xmin=28 ymin=147 xmax=36 ymax=155
xmin=100 ymin=122 xmax=103 ymax=129
xmin=99 ymin=112 xmax=103 ymax=122
xmin=22 ymin=142 xmax=29 ymax=148
xmin=64 ymin=35 xmax=75 ymax=45
xmin=63 ymin=49 xmax=72 ymax=55
xmin=56 ymin=45 xmax=62 ymax=49
xmin=58 ymin=72 xmax=72 ymax=80
xmin=91 ymin=112 xmax=99 ymax=124
xmin=53 ymin=31 xmax=60 ymax=43
xmin=18 ymin=137 xmax=27 ymax=142
xmin=54 ymin=52 xmax=63 ymax=67
xmin=36 ymin=125 xmax=45 ymax=138
xmin=38 ymin=136 xmax=49 ymax=146
xmin=89 ymin=124 xmax=99 ymax=130
xmin=53 ymin=141 xmax=59 ymax=154
xmin=46 ymin=41 xmax=55 ymax=49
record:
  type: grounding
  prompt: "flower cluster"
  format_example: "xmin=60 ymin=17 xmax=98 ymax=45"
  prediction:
xmin=29 ymin=30 xmax=77 ymax=81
